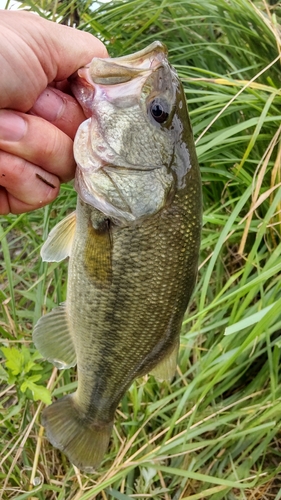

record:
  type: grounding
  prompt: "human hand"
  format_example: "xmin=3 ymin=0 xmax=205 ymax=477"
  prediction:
xmin=0 ymin=9 xmax=108 ymax=214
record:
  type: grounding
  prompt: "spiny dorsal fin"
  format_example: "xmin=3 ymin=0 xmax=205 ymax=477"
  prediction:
xmin=33 ymin=303 xmax=76 ymax=369
xmin=41 ymin=211 xmax=76 ymax=262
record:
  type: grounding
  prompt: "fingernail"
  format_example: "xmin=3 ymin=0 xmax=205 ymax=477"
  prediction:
xmin=0 ymin=110 xmax=26 ymax=141
xmin=30 ymin=87 xmax=65 ymax=122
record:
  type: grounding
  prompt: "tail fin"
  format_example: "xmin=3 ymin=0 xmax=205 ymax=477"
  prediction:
xmin=42 ymin=395 xmax=113 ymax=472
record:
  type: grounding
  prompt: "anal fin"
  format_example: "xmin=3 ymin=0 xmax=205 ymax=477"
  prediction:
xmin=33 ymin=303 xmax=76 ymax=369
xmin=150 ymin=341 xmax=179 ymax=382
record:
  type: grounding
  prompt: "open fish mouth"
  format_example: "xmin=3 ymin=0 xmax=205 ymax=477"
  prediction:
xmin=71 ymin=41 xmax=177 ymax=224
xmin=70 ymin=41 xmax=170 ymax=117
xmin=71 ymin=41 xmax=168 ymax=85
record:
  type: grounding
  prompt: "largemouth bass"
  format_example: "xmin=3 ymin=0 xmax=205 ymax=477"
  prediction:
xmin=33 ymin=41 xmax=202 ymax=472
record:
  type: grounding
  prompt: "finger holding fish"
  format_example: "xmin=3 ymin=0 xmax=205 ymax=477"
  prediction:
xmin=0 ymin=150 xmax=60 ymax=214
xmin=0 ymin=89 xmax=88 ymax=213
xmin=0 ymin=109 xmax=76 ymax=182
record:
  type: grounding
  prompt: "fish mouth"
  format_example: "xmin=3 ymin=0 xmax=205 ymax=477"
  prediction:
xmin=71 ymin=40 xmax=173 ymax=176
xmin=87 ymin=41 xmax=168 ymax=84
xmin=74 ymin=41 xmax=167 ymax=83
xmin=70 ymin=41 xmax=169 ymax=114
xmin=71 ymin=41 xmax=175 ymax=224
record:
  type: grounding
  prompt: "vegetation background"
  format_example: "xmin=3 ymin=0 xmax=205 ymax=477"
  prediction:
xmin=1 ymin=0 xmax=281 ymax=498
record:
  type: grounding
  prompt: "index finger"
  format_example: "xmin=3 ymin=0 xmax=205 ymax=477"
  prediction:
xmin=29 ymin=87 xmax=86 ymax=140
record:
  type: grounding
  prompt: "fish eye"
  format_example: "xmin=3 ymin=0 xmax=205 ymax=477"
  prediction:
xmin=149 ymin=98 xmax=170 ymax=124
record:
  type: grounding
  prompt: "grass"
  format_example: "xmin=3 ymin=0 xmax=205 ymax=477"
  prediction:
xmin=1 ymin=0 xmax=281 ymax=498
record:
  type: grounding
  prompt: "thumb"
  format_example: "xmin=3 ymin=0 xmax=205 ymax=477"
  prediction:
xmin=46 ymin=18 xmax=108 ymax=81
xmin=0 ymin=10 xmax=108 ymax=111
xmin=16 ymin=10 xmax=109 ymax=80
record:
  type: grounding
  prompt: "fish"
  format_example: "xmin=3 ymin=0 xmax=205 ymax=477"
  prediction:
xmin=33 ymin=41 xmax=202 ymax=472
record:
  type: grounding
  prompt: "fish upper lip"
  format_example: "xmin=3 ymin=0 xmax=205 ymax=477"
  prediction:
xmin=70 ymin=42 xmax=168 ymax=90
xmin=111 ymin=41 xmax=167 ymax=65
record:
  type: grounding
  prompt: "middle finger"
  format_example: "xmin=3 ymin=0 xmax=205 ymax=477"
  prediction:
xmin=0 ymin=109 xmax=76 ymax=182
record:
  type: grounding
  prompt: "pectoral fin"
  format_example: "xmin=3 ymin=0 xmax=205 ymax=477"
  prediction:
xmin=150 ymin=341 xmax=179 ymax=382
xmin=84 ymin=218 xmax=112 ymax=287
xmin=33 ymin=303 xmax=76 ymax=369
xmin=41 ymin=211 xmax=76 ymax=262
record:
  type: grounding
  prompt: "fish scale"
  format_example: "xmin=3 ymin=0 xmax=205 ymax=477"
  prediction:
xmin=33 ymin=41 xmax=201 ymax=471
xmin=70 ymin=184 xmax=199 ymax=425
